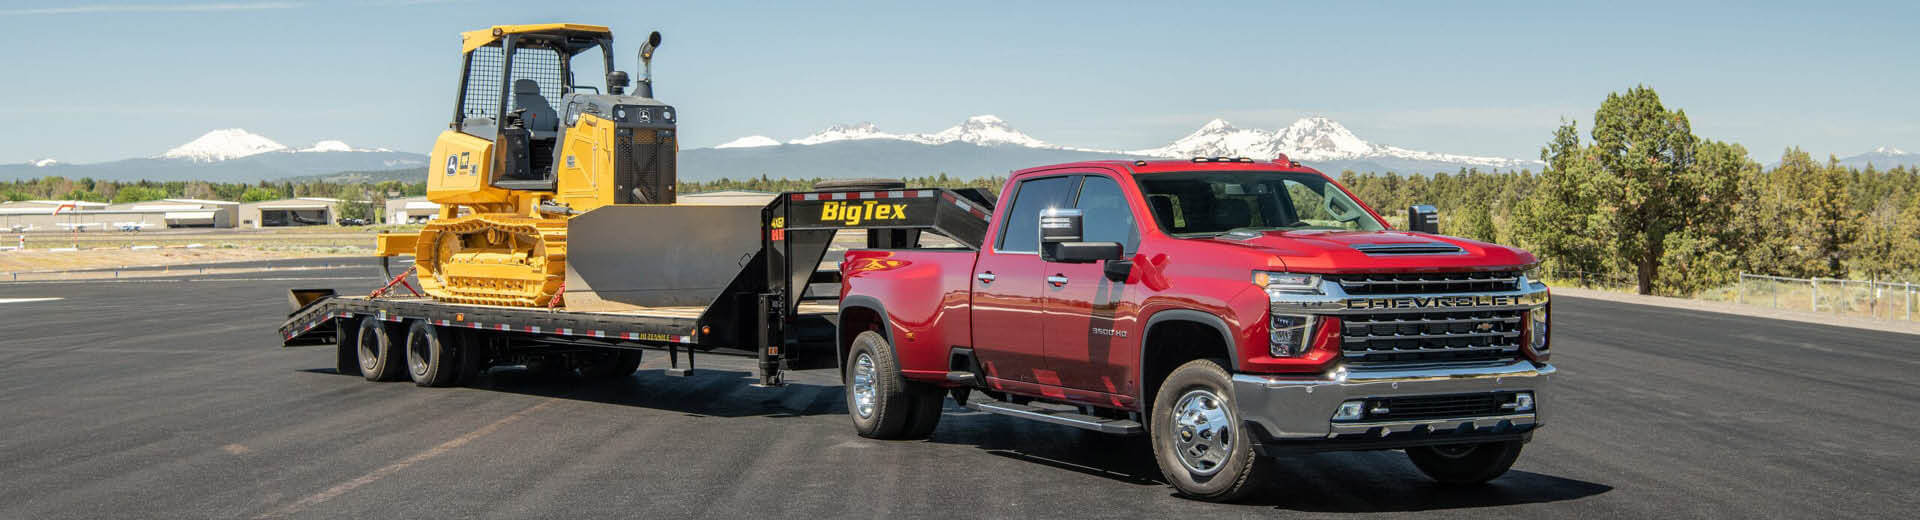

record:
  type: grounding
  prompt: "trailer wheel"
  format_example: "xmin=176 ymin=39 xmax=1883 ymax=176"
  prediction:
xmin=404 ymin=321 xmax=459 ymax=387
xmin=1149 ymin=358 xmax=1270 ymax=502
xmin=334 ymin=318 xmax=362 ymax=377
xmin=578 ymin=350 xmax=644 ymax=379
xmin=356 ymin=318 xmax=407 ymax=382
xmin=845 ymin=331 xmax=923 ymax=439
xmin=1405 ymin=441 xmax=1524 ymax=484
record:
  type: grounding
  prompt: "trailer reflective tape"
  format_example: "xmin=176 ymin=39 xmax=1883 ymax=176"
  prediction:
xmin=623 ymin=332 xmax=639 ymax=340
xmin=434 ymin=320 xmax=450 ymax=326
xmin=557 ymin=328 xmax=571 ymax=335
xmin=496 ymin=324 xmax=510 ymax=331
xmin=524 ymin=326 xmax=541 ymax=333
xmin=592 ymin=330 xmax=606 ymax=338
xmin=676 ymin=335 xmax=694 ymax=343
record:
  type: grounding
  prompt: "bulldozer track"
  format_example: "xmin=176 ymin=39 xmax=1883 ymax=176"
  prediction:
xmin=413 ymin=214 xmax=569 ymax=307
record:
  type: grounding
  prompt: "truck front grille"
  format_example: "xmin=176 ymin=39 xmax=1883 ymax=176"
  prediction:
xmin=1341 ymin=310 xmax=1522 ymax=365
xmin=1361 ymin=392 xmax=1519 ymax=421
xmin=1326 ymin=271 xmax=1520 ymax=295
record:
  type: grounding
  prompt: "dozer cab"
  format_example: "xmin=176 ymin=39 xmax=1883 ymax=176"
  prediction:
xmin=377 ymin=24 xmax=679 ymax=307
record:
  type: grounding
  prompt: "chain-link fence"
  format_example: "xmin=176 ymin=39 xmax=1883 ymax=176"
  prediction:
xmin=1725 ymin=273 xmax=1919 ymax=323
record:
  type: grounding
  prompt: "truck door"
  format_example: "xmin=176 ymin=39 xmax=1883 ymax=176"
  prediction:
xmin=1042 ymin=174 xmax=1142 ymax=396
xmin=972 ymin=175 xmax=1078 ymax=385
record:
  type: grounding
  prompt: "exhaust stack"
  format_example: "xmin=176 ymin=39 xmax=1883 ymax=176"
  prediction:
xmin=636 ymin=31 xmax=661 ymax=98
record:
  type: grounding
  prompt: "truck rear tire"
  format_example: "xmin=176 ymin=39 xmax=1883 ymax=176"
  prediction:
xmin=404 ymin=321 xmax=459 ymax=387
xmin=578 ymin=350 xmax=644 ymax=379
xmin=335 ymin=319 xmax=362 ymax=377
xmin=899 ymin=386 xmax=945 ymax=439
xmin=1405 ymin=441 xmax=1524 ymax=484
xmin=1149 ymin=358 xmax=1270 ymax=502
xmin=845 ymin=331 xmax=929 ymax=439
xmin=356 ymin=318 xmax=406 ymax=382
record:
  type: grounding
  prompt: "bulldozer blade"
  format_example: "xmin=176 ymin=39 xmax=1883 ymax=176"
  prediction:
xmin=563 ymin=204 xmax=764 ymax=311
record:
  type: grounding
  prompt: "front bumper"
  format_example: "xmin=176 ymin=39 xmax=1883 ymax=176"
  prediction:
xmin=1232 ymin=361 xmax=1554 ymax=451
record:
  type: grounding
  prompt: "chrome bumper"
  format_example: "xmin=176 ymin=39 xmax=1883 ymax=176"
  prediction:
xmin=1231 ymin=361 xmax=1554 ymax=440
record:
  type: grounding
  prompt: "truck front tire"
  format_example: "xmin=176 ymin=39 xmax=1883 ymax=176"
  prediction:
xmin=405 ymin=321 xmax=460 ymax=387
xmin=356 ymin=318 xmax=407 ymax=382
xmin=1149 ymin=358 xmax=1270 ymax=502
xmin=845 ymin=331 xmax=942 ymax=439
xmin=1405 ymin=441 xmax=1524 ymax=484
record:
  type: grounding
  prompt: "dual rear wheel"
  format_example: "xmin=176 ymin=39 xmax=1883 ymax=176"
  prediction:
xmin=844 ymin=331 xmax=943 ymax=440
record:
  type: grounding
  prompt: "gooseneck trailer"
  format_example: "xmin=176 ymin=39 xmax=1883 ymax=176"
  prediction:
xmin=280 ymin=187 xmax=996 ymax=387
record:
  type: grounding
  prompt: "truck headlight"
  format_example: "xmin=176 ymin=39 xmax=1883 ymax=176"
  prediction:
xmin=1254 ymin=271 xmax=1320 ymax=295
xmin=1269 ymin=314 xmax=1315 ymax=357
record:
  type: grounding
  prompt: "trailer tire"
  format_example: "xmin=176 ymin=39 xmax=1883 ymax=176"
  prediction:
xmin=334 ymin=318 xmax=362 ymax=377
xmin=1405 ymin=441 xmax=1524 ymax=484
xmin=578 ymin=350 xmax=644 ymax=379
xmin=404 ymin=321 xmax=459 ymax=387
xmin=453 ymin=330 xmax=488 ymax=386
xmin=1149 ymin=358 xmax=1269 ymax=502
xmin=356 ymin=318 xmax=406 ymax=382
xmin=845 ymin=331 xmax=919 ymax=439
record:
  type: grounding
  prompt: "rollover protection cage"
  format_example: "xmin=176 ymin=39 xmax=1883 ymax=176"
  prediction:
xmin=279 ymin=186 xmax=995 ymax=386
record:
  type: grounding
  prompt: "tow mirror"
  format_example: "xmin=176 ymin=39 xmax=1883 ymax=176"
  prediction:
xmin=1040 ymin=209 xmax=1124 ymax=264
xmin=1408 ymin=205 xmax=1439 ymax=234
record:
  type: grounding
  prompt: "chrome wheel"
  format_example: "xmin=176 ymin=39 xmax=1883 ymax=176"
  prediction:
xmin=1170 ymin=388 xmax=1234 ymax=476
xmin=407 ymin=328 xmax=430 ymax=376
xmin=850 ymin=352 xmax=877 ymax=419
xmin=357 ymin=327 xmax=381 ymax=371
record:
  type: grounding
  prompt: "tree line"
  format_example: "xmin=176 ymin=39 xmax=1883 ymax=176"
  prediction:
xmin=1342 ymin=86 xmax=1919 ymax=295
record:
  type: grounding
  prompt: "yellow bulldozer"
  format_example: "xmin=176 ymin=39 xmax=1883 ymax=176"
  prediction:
xmin=376 ymin=24 xmax=678 ymax=308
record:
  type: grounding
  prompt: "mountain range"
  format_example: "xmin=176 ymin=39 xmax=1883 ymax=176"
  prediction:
xmin=0 ymin=129 xmax=426 ymax=183
xmin=7 ymin=119 xmax=1913 ymax=183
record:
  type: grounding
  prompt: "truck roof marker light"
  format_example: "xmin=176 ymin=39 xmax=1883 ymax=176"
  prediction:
xmin=1134 ymin=160 xmax=1148 ymax=166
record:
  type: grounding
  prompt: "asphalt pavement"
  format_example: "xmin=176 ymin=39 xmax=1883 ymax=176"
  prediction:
xmin=0 ymin=259 xmax=1913 ymax=518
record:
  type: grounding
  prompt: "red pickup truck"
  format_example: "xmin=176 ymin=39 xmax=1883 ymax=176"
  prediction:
xmin=837 ymin=157 xmax=1553 ymax=501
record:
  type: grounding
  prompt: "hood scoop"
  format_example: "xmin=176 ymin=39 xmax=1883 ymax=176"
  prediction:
xmin=1351 ymin=241 xmax=1464 ymax=256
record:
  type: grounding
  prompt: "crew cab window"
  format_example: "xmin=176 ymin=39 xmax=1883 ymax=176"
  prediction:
xmin=1075 ymin=176 xmax=1139 ymax=252
xmin=995 ymin=176 xmax=1077 ymax=253
xmin=1136 ymin=171 xmax=1384 ymax=235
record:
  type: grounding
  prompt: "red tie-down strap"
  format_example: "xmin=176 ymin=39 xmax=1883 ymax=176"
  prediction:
xmin=370 ymin=265 xmax=422 ymax=299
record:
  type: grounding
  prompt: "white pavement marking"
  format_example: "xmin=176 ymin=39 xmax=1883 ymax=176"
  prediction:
xmin=254 ymin=400 xmax=555 ymax=519
xmin=0 ymin=297 xmax=63 ymax=304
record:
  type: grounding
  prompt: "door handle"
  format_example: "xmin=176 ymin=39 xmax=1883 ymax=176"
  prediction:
xmin=976 ymin=272 xmax=997 ymax=283
xmin=1047 ymin=274 xmax=1068 ymax=287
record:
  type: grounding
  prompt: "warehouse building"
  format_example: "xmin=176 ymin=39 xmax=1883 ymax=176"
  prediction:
xmin=385 ymin=197 xmax=441 ymax=225
xmin=0 ymin=199 xmax=239 ymax=231
xmin=240 ymin=198 xmax=339 ymax=227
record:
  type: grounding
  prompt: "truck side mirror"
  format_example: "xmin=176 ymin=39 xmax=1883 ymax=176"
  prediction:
xmin=1407 ymin=205 xmax=1440 ymax=234
xmin=1040 ymin=209 xmax=1124 ymax=264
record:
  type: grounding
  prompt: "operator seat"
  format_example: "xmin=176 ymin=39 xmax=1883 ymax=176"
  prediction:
xmin=511 ymin=79 xmax=559 ymax=138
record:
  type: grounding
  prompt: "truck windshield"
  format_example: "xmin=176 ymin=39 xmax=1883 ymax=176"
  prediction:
xmin=1135 ymin=171 xmax=1385 ymax=236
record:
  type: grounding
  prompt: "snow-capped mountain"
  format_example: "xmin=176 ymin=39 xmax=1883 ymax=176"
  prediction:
xmin=788 ymin=122 xmax=913 ymax=146
xmin=2 ymin=129 xmax=426 ymax=182
xmin=1133 ymin=117 xmax=1535 ymax=169
xmin=714 ymin=114 xmax=1537 ymax=174
xmin=920 ymin=115 xmax=1054 ymax=148
xmin=776 ymin=115 xmax=1059 ymax=149
xmin=160 ymin=128 xmax=289 ymax=162
xmin=714 ymin=135 xmax=780 ymax=149
xmin=1835 ymin=146 xmax=1917 ymax=170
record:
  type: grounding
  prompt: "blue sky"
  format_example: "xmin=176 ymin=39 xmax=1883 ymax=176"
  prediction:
xmin=1 ymin=0 xmax=1914 ymax=164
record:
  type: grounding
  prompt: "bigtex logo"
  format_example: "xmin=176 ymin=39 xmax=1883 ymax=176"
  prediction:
xmin=820 ymin=201 xmax=908 ymax=226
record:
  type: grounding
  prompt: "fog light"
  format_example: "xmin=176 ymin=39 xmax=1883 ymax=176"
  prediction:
xmin=1514 ymin=392 xmax=1535 ymax=412
xmin=1332 ymin=400 xmax=1366 ymax=422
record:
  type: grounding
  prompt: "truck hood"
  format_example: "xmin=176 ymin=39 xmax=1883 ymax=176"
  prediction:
xmin=1205 ymin=229 xmax=1537 ymax=273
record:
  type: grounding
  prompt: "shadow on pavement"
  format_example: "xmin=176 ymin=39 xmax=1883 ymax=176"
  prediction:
xmin=301 ymin=364 xmax=849 ymax=419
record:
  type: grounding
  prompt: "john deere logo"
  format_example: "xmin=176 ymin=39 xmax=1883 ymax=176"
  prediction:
xmin=445 ymin=155 xmax=458 ymax=176
xmin=820 ymin=201 xmax=907 ymax=226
